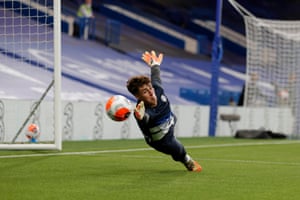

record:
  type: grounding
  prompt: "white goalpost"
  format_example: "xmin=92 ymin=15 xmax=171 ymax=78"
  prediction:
xmin=0 ymin=0 xmax=61 ymax=149
xmin=228 ymin=0 xmax=300 ymax=138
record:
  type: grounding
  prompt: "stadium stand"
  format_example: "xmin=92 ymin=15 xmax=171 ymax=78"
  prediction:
xmin=0 ymin=0 xmax=246 ymax=105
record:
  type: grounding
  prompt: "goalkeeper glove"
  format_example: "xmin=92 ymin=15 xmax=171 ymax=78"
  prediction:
xmin=134 ymin=101 xmax=145 ymax=120
xmin=142 ymin=50 xmax=163 ymax=67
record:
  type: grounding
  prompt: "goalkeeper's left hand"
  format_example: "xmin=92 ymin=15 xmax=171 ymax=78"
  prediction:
xmin=134 ymin=101 xmax=145 ymax=120
xmin=142 ymin=50 xmax=163 ymax=67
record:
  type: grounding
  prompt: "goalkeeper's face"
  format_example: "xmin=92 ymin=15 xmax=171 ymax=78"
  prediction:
xmin=135 ymin=83 xmax=157 ymax=107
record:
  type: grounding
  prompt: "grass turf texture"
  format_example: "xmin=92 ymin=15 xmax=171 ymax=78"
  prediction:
xmin=0 ymin=137 xmax=300 ymax=200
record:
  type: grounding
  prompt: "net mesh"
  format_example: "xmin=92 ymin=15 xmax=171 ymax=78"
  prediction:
xmin=0 ymin=0 xmax=56 ymax=144
xmin=244 ymin=16 xmax=300 ymax=138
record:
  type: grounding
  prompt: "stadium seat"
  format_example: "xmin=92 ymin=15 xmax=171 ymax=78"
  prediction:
xmin=220 ymin=114 xmax=240 ymax=136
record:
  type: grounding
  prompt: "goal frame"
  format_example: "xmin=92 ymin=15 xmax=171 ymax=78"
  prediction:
xmin=0 ymin=0 xmax=62 ymax=150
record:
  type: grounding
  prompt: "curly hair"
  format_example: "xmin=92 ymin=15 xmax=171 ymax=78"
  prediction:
xmin=127 ymin=75 xmax=150 ymax=95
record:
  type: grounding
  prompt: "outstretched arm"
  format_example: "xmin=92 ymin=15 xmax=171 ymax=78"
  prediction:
xmin=142 ymin=50 xmax=163 ymax=87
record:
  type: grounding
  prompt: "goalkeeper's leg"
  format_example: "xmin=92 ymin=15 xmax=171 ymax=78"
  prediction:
xmin=147 ymin=127 xmax=202 ymax=172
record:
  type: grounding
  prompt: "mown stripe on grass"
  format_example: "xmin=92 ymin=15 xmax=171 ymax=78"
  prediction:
xmin=200 ymin=158 xmax=300 ymax=166
xmin=117 ymin=154 xmax=300 ymax=166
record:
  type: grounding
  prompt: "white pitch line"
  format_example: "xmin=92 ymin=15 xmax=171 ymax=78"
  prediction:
xmin=187 ymin=140 xmax=300 ymax=149
xmin=0 ymin=140 xmax=299 ymax=159
xmin=0 ymin=148 xmax=151 ymax=159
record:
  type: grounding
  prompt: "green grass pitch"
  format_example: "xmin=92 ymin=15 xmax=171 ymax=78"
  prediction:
xmin=1 ymin=137 xmax=300 ymax=200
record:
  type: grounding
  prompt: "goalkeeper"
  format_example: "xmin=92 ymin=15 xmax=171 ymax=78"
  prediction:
xmin=126 ymin=50 xmax=202 ymax=172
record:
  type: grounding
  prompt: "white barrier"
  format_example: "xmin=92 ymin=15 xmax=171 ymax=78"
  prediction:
xmin=0 ymin=100 xmax=293 ymax=142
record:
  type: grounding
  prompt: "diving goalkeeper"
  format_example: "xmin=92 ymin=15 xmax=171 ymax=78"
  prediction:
xmin=126 ymin=50 xmax=202 ymax=172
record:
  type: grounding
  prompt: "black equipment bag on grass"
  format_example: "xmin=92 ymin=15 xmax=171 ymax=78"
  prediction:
xmin=235 ymin=129 xmax=287 ymax=139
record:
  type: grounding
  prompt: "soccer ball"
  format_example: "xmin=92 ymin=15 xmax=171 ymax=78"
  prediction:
xmin=105 ymin=95 xmax=132 ymax=121
xmin=278 ymin=89 xmax=289 ymax=100
xmin=25 ymin=123 xmax=40 ymax=141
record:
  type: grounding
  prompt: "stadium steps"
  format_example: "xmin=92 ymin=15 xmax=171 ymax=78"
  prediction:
xmin=0 ymin=1 xmax=245 ymax=105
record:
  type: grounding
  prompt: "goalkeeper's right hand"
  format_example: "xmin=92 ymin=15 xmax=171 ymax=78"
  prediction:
xmin=134 ymin=101 xmax=145 ymax=120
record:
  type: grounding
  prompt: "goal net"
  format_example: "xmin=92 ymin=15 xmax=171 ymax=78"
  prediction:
xmin=229 ymin=0 xmax=300 ymax=138
xmin=0 ymin=0 xmax=61 ymax=149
